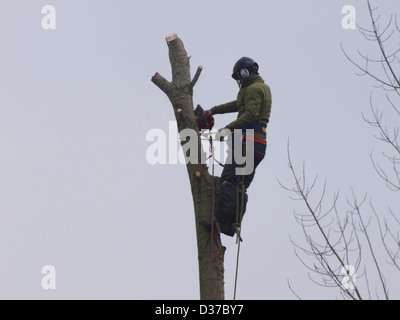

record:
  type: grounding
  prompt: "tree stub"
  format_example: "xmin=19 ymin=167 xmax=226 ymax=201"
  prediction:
xmin=166 ymin=33 xmax=178 ymax=43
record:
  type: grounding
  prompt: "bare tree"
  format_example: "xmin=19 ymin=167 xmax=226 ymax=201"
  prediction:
xmin=282 ymin=149 xmax=391 ymax=300
xmin=343 ymin=0 xmax=400 ymax=280
xmin=151 ymin=34 xmax=225 ymax=300
xmin=284 ymin=1 xmax=400 ymax=299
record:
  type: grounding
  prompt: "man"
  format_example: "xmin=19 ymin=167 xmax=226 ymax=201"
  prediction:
xmin=200 ymin=57 xmax=272 ymax=237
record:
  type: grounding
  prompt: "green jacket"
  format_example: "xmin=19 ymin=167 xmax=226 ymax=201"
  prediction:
xmin=210 ymin=75 xmax=272 ymax=130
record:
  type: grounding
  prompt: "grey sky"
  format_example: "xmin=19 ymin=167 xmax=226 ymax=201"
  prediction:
xmin=0 ymin=0 xmax=399 ymax=299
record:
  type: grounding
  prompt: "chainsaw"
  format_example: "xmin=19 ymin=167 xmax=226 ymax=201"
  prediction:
xmin=195 ymin=104 xmax=214 ymax=130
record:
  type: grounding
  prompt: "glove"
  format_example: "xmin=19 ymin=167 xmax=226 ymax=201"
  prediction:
xmin=215 ymin=127 xmax=231 ymax=142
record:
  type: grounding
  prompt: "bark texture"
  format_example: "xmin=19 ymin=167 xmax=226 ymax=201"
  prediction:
xmin=151 ymin=34 xmax=225 ymax=300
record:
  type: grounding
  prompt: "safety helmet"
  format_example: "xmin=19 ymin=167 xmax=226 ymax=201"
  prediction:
xmin=231 ymin=57 xmax=259 ymax=80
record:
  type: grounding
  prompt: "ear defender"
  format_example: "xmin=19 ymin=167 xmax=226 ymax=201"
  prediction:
xmin=239 ymin=68 xmax=250 ymax=79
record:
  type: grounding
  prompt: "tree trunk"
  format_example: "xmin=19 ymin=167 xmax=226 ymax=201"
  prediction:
xmin=151 ymin=33 xmax=225 ymax=300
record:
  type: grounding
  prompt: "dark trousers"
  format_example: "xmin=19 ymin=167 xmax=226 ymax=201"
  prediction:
xmin=215 ymin=131 xmax=267 ymax=236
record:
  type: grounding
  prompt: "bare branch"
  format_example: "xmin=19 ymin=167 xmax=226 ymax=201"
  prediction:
xmin=284 ymin=143 xmax=363 ymax=300
xmin=287 ymin=279 xmax=302 ymax=300
xmin=367 ymin=0 xmax=400 ymax=89
xmin=151 ymin=72 xmax=172 ymax=95
xmin=349 ymin=190 xmax=389 ymax=299
xmin=341 ymin=43 xmax=399 ymax=89
xmin=190 ymin=65 xmax=203 ymax=89
xmin=371 ymin=200 xmax=400 ymax=272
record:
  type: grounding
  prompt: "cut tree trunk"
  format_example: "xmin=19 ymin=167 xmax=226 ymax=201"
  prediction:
xmin=151 ymin=33 xmax=225 ymax=300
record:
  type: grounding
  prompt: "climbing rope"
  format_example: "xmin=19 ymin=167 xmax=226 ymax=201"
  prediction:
xmin=233 ymin=179 xmax=245 ymax=300
xmin=209 ymin=130 xmax=216 ymax=300
xmin=233 ymin=136 xmax=247 ymax=300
